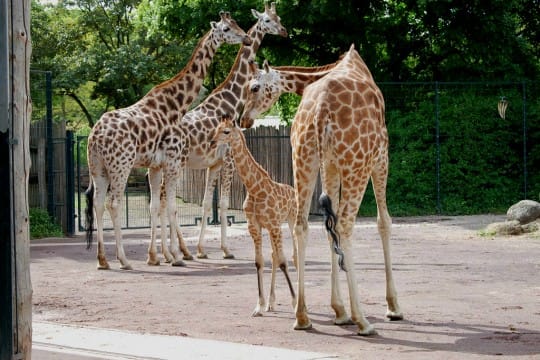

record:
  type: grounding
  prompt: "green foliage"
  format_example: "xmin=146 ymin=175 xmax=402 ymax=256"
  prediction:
xmin=355 ymin=82 xmax=539 ymax=217
xmin=29 ymin=208 xmax=64 ymax=239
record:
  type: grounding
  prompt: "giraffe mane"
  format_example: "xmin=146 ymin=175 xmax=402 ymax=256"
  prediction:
xmin=152 ymin=30 xmax=213 ymax=91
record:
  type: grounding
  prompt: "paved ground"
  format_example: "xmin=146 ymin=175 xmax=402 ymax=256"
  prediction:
xmin=31 ymin=215 xmax=540 ymax=359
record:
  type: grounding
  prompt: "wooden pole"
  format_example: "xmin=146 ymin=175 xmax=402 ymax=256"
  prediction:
xmin=11 ymin=0 xmax=33 ymax=358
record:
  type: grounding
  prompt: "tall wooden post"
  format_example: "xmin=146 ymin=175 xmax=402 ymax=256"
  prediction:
xmin=0 ymin=0 xmax=33 ymax=359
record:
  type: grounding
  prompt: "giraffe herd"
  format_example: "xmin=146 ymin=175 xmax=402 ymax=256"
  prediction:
xmin=85 ymin=2 xmax=403 ymax=336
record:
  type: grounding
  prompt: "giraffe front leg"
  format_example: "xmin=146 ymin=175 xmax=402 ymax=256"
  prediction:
xmin=147 ymin=168 xmax=162 ymax=266
xmin=196 ymin=168 xmax=218 ymax=259
xmin=248 ymin=221 xmax=266 ymax=317
xmin=219 ymin=158 xmax=234 ymax=259
xmin=164 ymin=178 xmax=185 ymax=267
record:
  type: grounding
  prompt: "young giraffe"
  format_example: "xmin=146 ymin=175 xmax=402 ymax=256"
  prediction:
xmin=210 ymin=114 xmax=296 ymax=316
xmin=158 ymin=2 xmax=287 ymax=260
xmin=85 ymin=12 xmax=250 ymax=270
xmin=239 ymin=58 xmax=341 ymax=128
xmin=290 ymin=45 xmax=403 ymax=335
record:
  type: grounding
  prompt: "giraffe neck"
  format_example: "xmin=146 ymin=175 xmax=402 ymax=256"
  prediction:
xmin=276 ymin=65 xmax=337 ymax=95
xmin=204 ymin=23 xmax=267 ymax=115
xmin=142 ymin=29 xmax=221 ymax=120
xmin=229 ymin=129 xmax=271 ymax=192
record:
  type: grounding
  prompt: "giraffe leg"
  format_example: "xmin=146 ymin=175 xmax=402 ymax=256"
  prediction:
xmin=147 ymin=168 xmax=162 ymax=266
xmin=196 ymin=167 xmax=219 ymax=259
xmin=159 ymin=197 xmax=174 ymax=263
xmin=293 ymin=213 xmax=311 ymax=330
xmin=291 ymin=135 xmax=319 ymax=331
xmin=268 ymin=227 xmax=296 ymax=311
xmin=175 ymin=222 xmax=193 ymax=260
xmin=338 ymin=177 xmax=376 ymax=336
xmin=372 ymin=165 xmax=403 ymax=320
xmin=247 ymin=220 xmax=266 ymax=317
xmin=219 ymin=156 xmax=235 ymax=259
xmin=267 ymin=248 xmax=278 ymax=312
xmin=93 ymin=176 xmax=110 ymax=270
xmin=107 ymin=182 xmax=132 ymax=270
xmin=322 ymin=166 xmax=352 ymax=325
xmin=164 ymin=177 xmax=185 ymax=267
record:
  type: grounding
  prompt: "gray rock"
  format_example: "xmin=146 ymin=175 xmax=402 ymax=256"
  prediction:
xmin=506 ymin=200 xmax=540 ymax=225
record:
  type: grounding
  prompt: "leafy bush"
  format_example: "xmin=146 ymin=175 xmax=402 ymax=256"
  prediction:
xmin=29 ymin=208 xmax=64 ymax=239
xmin=356 ymin=82 xmax=539 ymax=217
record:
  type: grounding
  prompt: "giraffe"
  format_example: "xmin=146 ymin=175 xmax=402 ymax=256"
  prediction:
xmin=210 ymin=114 xmax=296 ymax=316
xmin=158 ymin=2 xmax=287 ymax=260
xmin=289 ymin=44 xmax=403 ymax=335
xmin=85 ymin=12 xmax=250 ymax=270
xmin=239 ymin=58 xmax=341 ymax=128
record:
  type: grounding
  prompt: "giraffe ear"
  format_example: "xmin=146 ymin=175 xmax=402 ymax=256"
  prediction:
xmin=210 ymin=21 xmax=217 ymax=29
xmin=251 ymin=9 xmax=262 ymax=19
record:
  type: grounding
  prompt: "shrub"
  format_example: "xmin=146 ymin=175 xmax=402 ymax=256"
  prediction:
xmin=29 ymin=208 xmax=64 ymax=239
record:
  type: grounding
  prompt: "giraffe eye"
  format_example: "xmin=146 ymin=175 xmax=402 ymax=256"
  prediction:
xmin=223 ymin=26 xmax=230 ymax=32
xmin=251 ymin=84 xmax=260 ymax=93
xmin=223 ymin=129 xmax=231 ymax=135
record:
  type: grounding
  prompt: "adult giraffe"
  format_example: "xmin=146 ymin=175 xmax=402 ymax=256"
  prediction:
xmin=159 ymin=2 xmax=287 ymax=260
xmin=243 ymin=45 xmax=403 ymax=335
xmin=85 ymin=12 xmax=250 ymax=270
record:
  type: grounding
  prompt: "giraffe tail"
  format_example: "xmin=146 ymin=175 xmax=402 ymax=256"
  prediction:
xmin=85 ymin=183 xmax=94 ymax=250
xmin=319 ymin=193 xmax=347 ymax=272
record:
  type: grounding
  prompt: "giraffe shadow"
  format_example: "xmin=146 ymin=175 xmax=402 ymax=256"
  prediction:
xmin=299 ymin=314 xmax=540 ymax=357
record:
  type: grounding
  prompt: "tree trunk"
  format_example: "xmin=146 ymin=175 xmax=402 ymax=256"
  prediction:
xmin=11 ymin=0 xmax=33 ymax=358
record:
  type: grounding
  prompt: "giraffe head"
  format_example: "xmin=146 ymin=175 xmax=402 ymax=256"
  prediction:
xmin=210 ymin=113 xmax=241 ymax=149
xmin=240 ymin=59 xmax=281 ymax=128
xmin=211 ymin=11 xmax=252 ymax=46
xmin=251 ymin=2 xmax=288 ymax=37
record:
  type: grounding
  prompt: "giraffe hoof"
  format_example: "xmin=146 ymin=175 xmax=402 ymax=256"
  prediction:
xmin=171 ymin=259 xmax=186 ymax=267
xmin=251 ymin=310 xmax=263 ymax=317
xmin=293 ymin=320 xmax=313 ymax=331
xmin=197 ymin=253 xmax=208 ymax=259
xmin=146 ymin=258 xmax=160 ymax=266
xmin=97 ymin=263 xmax=110 ymax=270
xmin=334 ymin=316 xmax=354 ymax=326
xmin=183 ymin=254 xmax=194 ymax=261
xmin=357 ymin=325 xmax=377 ymax=336
xmin=223 ymin=253 xmax=235 ymax=259
xmin=386 ymin=310 xmax=404 ymax=321
xmin=120 ymin=263 xmax=133 ymax=270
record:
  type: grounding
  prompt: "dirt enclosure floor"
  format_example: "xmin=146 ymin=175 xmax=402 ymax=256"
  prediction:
xmin=31 ymin=215 xmax=540 ymax=359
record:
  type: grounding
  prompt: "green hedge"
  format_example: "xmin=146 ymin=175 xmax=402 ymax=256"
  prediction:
xmin=358 ymin=82 xmax=539 ymax=217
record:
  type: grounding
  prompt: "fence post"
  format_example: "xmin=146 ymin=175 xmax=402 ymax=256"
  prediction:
xmin=65 ymin=131 xmax=75 ymax=236
xmin=46 ymin=71 xmax=54 ymax=217
xmin=522 ymin=81 xmax=527 ymax=199
xmin=434 ymin=81 xmax=441 ymax=214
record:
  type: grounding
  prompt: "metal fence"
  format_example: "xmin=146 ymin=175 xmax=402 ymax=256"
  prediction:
xmin=30 ymin=76 xmax=539 ymax=234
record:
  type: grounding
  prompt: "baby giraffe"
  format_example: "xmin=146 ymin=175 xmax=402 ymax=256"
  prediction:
xmin=211 ymin=114 xmax=296 ymax=316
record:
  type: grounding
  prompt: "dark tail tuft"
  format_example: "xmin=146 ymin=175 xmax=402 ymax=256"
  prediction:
xmin=319 ymin=193 xmax=346 ymax=272
xmin=85 ymin=183 xmax=94 ymax=250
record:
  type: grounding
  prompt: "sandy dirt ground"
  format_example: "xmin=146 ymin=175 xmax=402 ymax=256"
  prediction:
xmin=31 ymin=215 xmax=540 ymax=359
